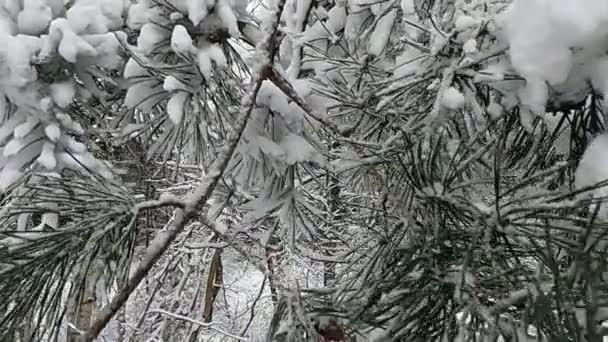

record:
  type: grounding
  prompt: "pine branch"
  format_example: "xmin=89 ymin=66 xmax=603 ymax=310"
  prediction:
xmin=267 ymin=68 xmax=347 ymax=136
xmin=133 ymin=196 xmax=185 ymax=212
xmin=83 ymin=0 xmax=288 ymax=338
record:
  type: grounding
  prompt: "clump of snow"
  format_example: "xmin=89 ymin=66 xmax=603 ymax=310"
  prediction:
xmin=0 ymin=0 xmax=131 ymax=188
xmin=400 ymin=0 xmax=415 ymax=14
xmin=171 ymin=25 xmax=194 ymax=54
xmin=167 ymin=92 xmax=189 ymax=125
xmin=124 ymin=57 xmax=148 ymax=78
xmin=463 ymin=38 xmax=477 ymax=54
xmin=486 ymin=102 xmax=503 ymax=120
xmin=281 ymin=134 xmax=322 ymax=165
xmin=205 ymin=44 xmax=227 ymax=69
xmin=66 ymin=1 xmax=108 ymax=34
xmin=216 ymin=0 xmax=239 ymax=37
xmin=186 ymin=0 xmax=208 ymax=25
xmin=125 ymin=81 xmax=161 ymax=111
xmin=575 ymin=134 xmax=608 ymax=219
xmin=441 ymin=86 xmax=465 ymax=110
xmin=41 ymin=18 xmax=97 ymax=62
xmin=38 ymin=141 xmax=56 ymax=169
xmin=49 ymin=80 xmax=76 ymax=108
xmin=44 ymin=124 xmax=61 ymax=142
xmin=4 ymin=138 xmax=25 ymax=157
xmin=0 ymin=168 xmax=23 ymax=191
xmin=196 ymin=49 xmax=212 ymax=79
xmin=163 ymin=76 xmax=188 ymax=92
xmin=127 ymin=1 xmax=162 ymax=30
xmin=169 ymin=11 xmax=184 ymax=22
xmin=14 ymin=118 xmax=39 ymax=139
xmin=503 ymin=0 xmax=608 ymax=113
xmin=18 ymin=0 xmax=53 ymax=35
xmin=454 ymin=13 xmax=478 ymax=31
xmin=137 ymin=23 xmax=167 ymax=55
xmin=368 ymin=9 xmax=397 ymax=57
xmin=83 ymin=32 xmax=126 ymax=69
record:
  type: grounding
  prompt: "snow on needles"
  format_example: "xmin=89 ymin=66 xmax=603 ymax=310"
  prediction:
xmin=126 ymin=0 xmax=241 ymax=127
xmin=441 ymin=87 xmax=465 ymax=110
xmin=0 ymin=0 xmax=127 ymax=190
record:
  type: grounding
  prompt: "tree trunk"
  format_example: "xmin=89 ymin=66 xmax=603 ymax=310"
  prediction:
xmin=266 ymin=246 xmax=279 ymax=305
xmin=202 ymin=248 xmax=223 ymax=323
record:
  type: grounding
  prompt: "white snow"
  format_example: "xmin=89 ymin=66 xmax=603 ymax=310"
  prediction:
xmin=3 ymin=138 xmax=23 ymax=157
xmin=206 ymin=44 xmax=227 ymax=69
xmin=66 ymin=1 xmax=108 ymax=35
xmin=291 ymin=79 xmax=312 ymax=98
xmin=216 ymin=1 xmax=239 ymax=37
xmin=463 ymin=38 xmax=477 ymax=54
xmin=83 ymin=32 xmax=126 ymax=69
xmin=38 ymin=141 xmax=57 ymax=169
xmin=401 ymin=0 xmax=415 ymax=14
xmin=186 ymin=0 xmax=208 ymax=25
xmin=280 ymin=134 xmax=321 ymax=165
xmin=441 ymin=86 xmax=465 ymax=110
xmin=170 ymin=11 xmax=184 ymax=22
xmin=13 ymin=117 xmax=38 ymax=139
xmin=49 ymin=80 xmax=76 ymax=108
xmin=575 ymin=134 xmax=608 ymax=219
xmin=124 ymin=81 xmax=159 ymax=111
xmin=196 ymin=49 xmax=212 ymax=79
xmin=454 ymin=13 xmax=478 ymax=31
xmin=65 ymin=137 xmax=86 ymax=153
xmin=44 ymin=18 xmax=97 ymax=62
xmin=124 ymin=57 xmax=148 ymax=79
xmin=127 ymin=2 xmax=151 ymax=30
xmin=44 ymin=124 xmax=61 ymax=142
xmin=171 ymin=25 xmax=194 ymax=54
xmin=503 ymin=0 xmax=608 ymax=113
xmin=18 ymin=0 xmax=53 ymax=35
xmin=368 ymin=9 xmax=397 ymax=56
xmin=486 ymin=102 xmax=503 ymax=120
xmin=137 ymin=23 xmax=167 ymax=55
xmin=167 ymin=92 xmax=189 ymax=125
xmin=0 ymin=167 xmax=23 ymax=191
xmin=163 ymin=76 xmax=188 ymax=92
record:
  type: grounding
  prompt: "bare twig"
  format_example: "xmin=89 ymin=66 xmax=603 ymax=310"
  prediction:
xmin=489 ymin=282 xmax=553 ymax=315
xmin=133 ymin=196 xmax=185 ymax=212
xmin=240 ymin=276 xmax=268 ymax=337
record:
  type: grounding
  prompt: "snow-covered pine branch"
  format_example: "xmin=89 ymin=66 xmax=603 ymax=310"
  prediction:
xmin=84 ymin=0 xmax=288 ymax=339
xmin=4 ymin=0 xmax=608 ymax=341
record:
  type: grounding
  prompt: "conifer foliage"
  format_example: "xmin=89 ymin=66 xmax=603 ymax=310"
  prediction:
xmin=1 ymin=0 xmax=608 ymax=341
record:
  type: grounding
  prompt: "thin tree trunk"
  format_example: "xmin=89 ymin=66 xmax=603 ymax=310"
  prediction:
xmin=202 ymin=248 xmax=223 ymax=323
xmin=266 ymin=246 xmax=279 ymax=305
